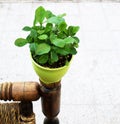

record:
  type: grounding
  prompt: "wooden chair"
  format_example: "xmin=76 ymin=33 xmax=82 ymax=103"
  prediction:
xmin=0 ymin=81 xmax=60 ymax=124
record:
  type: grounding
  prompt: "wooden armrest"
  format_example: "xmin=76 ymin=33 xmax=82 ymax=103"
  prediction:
xmin=0 ymin=82 xmax=40 ymax=101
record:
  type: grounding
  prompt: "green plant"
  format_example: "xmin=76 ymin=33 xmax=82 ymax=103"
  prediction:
xmin=15 ymin=6 xmax=80 ymax=68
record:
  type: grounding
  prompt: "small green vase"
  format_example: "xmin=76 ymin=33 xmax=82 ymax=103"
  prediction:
xmin=31 ymin=55 xmax=72 ymax=84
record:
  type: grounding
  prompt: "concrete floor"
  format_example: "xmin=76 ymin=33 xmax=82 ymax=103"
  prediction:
xmin=0 ymin=2 xmax=120 ymax=124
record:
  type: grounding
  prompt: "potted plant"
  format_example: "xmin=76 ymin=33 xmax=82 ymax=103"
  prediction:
xmin=14 ymin=6 xmax=80 ymax=84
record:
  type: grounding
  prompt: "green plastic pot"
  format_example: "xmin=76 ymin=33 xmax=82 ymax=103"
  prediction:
xmin=31 ymin=55 xmax=72 ymax=84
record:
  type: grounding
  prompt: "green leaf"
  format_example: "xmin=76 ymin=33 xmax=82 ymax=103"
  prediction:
xmin=47 ymin=16 xmax=65 ymax=25
xmin=58 ymin=22 xmax=67 ymax=32
xmin=37 ymin=30 xmax=45 ymax=35
xmin=51 ymin=38 xmax=65 ymax=48
xmin=52 ymin=46 xmax=68 ymax=55
xmin=38 ymin=54 xmax=48 ymax=64
xmin=45 ymin=23 xmax=53 ymax=33
xmin=26 ymin=35 xmax=33 ymax=43
xmin=64 ymin=37 xmax=75 ymax=44
xmin=57 ymin=13 xmax=66 ymax=18
xmin=50 ymin=51 xmax=58 ymax=63
xmin=33 ymin=16 xmax=37 ymax=26
xmin=30 ymin=29 xmax=37 ymax=38
xmin=72 ymin=26 xmax=80 ymax=34
xmin=72 ymin=37 xmax=80 ymax=48
xmin=32 ymin=26 xmax=40 ymax=30
xmin=22 ymin=26 xmax=31 ymax=31
xmin=57 ymin=32 xmax=67 ymax=39
xmin=73 ymin=36 xmax=80 ymax=43
xmin=14 ymin=38 xmax=27 ymax=47
xmin=73 ymin=42 xmax=79 ymax=48
xmin=56 ymin=48 xmax=69 ymax=55
xmin=64 ymin=45 xmax=77 ymax=55
xmin=35 ymin=43 xmax=51 ymax=55
xmin=45 ymin=10 xmax=54 ymax=19
xmin=38 ymin=34 xmax=48 ymax=40
xmin=34 ymin=6 xmax=46 ymax=25
xmin=50 ymin=33 xmax=57 ymax=41
xmin=29 ymin=43 xmax=37 ymax=53
xmin=68 ymin=26 xmax=80 ymax=36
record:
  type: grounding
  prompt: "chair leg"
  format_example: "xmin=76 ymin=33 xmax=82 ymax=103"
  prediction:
xmin=20 ymin=101 xmax=33 ymax=117
xmin=40 ymin=81 xmax=61 ymax=124
xmin=44 ymin=117 xmax=59 ymax=124
xmin=20 ymin=101 xmax=36 ymax=124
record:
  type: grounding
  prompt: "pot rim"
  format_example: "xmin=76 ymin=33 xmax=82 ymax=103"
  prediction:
xmin=30 ymin=54 xmax=73 ymax=71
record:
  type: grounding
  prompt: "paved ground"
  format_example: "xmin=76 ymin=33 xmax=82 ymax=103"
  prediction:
xmin=0 ymin=2 xmax=120 ymax=124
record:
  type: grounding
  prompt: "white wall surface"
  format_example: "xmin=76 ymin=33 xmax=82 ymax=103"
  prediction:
xmin=0 ymin=2 xmax=120 ymax=124
xmin=0 ymin=0 xmax=120 ymax=2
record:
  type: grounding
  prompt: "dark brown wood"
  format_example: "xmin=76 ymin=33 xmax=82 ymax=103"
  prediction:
xmin=44 ymin=117 xmax=59 ymax=124
xmin=20 ymin=101 xmax=33 ymax=117
xmin=0 ymin=82 xmax=40 ymax=101
xmin=20 ymin=101 xmax=36 ymax=124
xmin=40 ymin=81 xmax=61 ymax=122
xmin=0 ymin=80 xmax=61 ymax=123
xmin=40 ymin=80 xmax=61 ymax=89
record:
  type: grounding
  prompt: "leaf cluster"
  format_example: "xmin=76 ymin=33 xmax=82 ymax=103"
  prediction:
xmin=15 ymin=6 xmax=80 ymax=67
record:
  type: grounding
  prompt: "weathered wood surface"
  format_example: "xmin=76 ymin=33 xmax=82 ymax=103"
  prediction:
xmin=0 ymin=80 xmax=61 ymax=124
xmin=44 ymin=117 xmax=59 ymax=124
xmin=40 ymin=81 xmax=61 ymax=123
xmin=0 ymin=82 xmax=40 ymax=101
